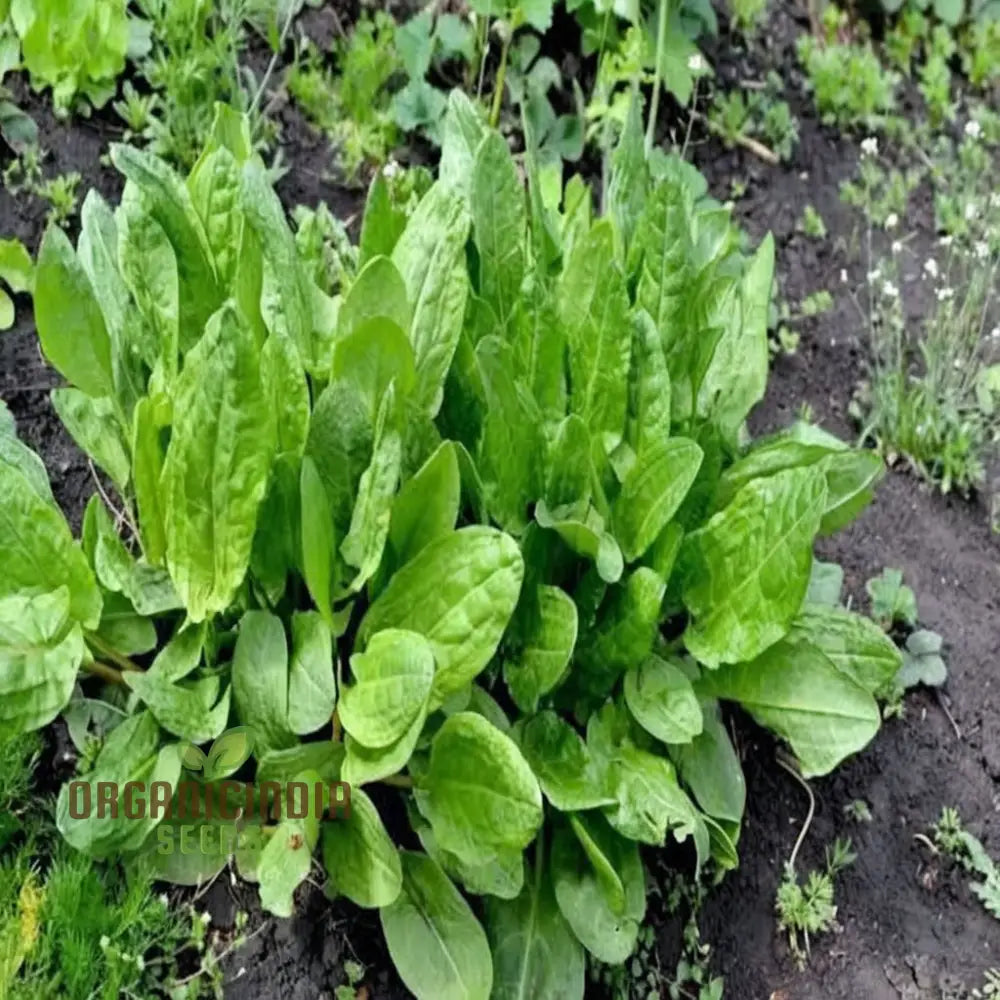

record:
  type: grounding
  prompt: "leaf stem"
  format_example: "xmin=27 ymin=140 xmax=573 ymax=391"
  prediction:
xmin=84 ymin=632 xmax=143 ymax=674
xmin=489 ymin=21 xmax=514 ymax=129
xmin=381 ymin=774 xmax=414 ymax=789
xmin=645 ymin=0 xmax=670 ymax=156
xmin=83 ymin=660 xmax=126 ymax=685
xmin=775 ymin=753 xmax=815 ymax=871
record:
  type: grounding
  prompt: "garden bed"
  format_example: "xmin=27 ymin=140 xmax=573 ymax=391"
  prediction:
xmin=1 ymin=1 xmax=998 ymax=997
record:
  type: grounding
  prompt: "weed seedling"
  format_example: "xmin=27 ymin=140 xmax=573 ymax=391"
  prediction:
xmin=933 ymin=808 xmax=1000 ymax=921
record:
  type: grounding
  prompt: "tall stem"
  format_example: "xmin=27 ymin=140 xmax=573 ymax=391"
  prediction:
xmin=645 ymin=0 xmax=670 ymax=156
xmin=489 ymin=26 xmax=514 ymax=129
xmin=85 ymin=632 xmax=143 ymax=673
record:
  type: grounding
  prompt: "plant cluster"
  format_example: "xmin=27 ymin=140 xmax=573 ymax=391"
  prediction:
xmin=707 ymin=72 xmax=799 ymax=162
xmin=0 ymin=94 xmax=907 ymax=1000
xmin=933 ymin=808 xmax=1000 ymax=921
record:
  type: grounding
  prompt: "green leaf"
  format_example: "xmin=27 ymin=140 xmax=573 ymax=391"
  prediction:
xmin=818 ymin=450 xmax=883 ymax=535
xmin=805 ymin=559 xmax=844 ymax=607
xmin=669 ymin=701 xmax=746 ymax=823
xmin=417 ymin=712 xmax=543 ymax=867
xmin=471 ymin=131 xmax=526 ymax=328
xmin=897 ymin=629 xmax=947 ymax=688
xmin=132 ymin=396 xmax=168 ymax=564
xmin=381 ymin=852 xmax=493 ymax=1000
xmin=625 ymin=310 xmax=672 ymax=460
xmin=232 ymin=610 xmax=295 ymax=756
xmin=534 ymin=501 xmax=623 ymax=584
xmin=0 ymin=237 xmax=33 ymax=294
xmin=34 ymin=225 xmax=113 ymax=399
xmin=0 ymin=461 xmax=102 ymax=629
xmin=504 ymin=585 xmax=578 ymax=714
xmin=550 ymin=816 xmax=644 ymax=964
xmin=161 ymin=303 xmax=275 ymax=622
xmin=389 ymin=441 xmax=461 ymax=568
xmin=340 ymin=629 xmax=435 ymax=749
xmin=124 ymin=671 xmax=231 ymax=744
xmin=624 ymin=655 xmax=704 ymax=743
xmin=0 ymin=589 xmax=83 ymax=739
xmin=258 ymin=741 xmax=345 ymax=785
xmin=558 ymin=219 xmax=631 ymax=450
xmin=360 ymin=527 xmax=524 ymax=707
xmin=342 ymin=702 xmax=428 ymax=787
xmin=681 ymin=466 xmax=828 ymax=668
xmin=439 ymin=90 xmax=487 ymax=200
xmin=359 ymin=173 xmax=408 ymax=266
xmin=187 ymin=145 xmax=243 ymax=286
xmin=518 ymin=711 xmax=615 ymax=812
xmin=391 ymin=182 xmax=471 ymax=415
xmin=322 ymin=788 xmax=402 ymax=908
xmin=703 ymin=637 xmax=882 ymax=778
xmin=299 ymin=456 xmax=335 ymax=627
xmin=486 ymin=858 xmax=585 ymax=1000
xmin=57 ymin=712 xmax=183 ymax=857
xmin=339 ymin=255 xmax=412 ymax=338
xmin=613 ymin=437 xmax=702 ymax=561
xmin=287 ymin=611 xmax=337 ymax=735
xmin=50 ymin=388 xmax=130 ymax=494
xmin=257 ymin=769 xmax=323 ymax=917
xmin=205 ymin=726 xmax=255 ymax=779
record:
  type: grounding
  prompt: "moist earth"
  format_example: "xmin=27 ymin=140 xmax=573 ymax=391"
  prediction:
xmin=1 ymin=2 xmax=997 ymax=996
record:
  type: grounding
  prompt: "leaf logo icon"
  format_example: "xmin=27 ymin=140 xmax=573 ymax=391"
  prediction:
xmin=182 ymin=727 xmax=254 ymax=782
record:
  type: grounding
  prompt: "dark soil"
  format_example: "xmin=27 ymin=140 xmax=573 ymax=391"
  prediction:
xmin=1 ymin=2 xmax=997 ymax=997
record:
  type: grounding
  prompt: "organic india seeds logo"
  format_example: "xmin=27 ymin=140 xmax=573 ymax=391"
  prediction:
xmin=65 ymin=726 xmax=351 ymax=856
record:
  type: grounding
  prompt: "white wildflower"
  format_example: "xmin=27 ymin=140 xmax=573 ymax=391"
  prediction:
xmin=975 ymin=241 xmax=990 ymax=260
xmin=382 ymin=159 xmax=401 ymax=179
xmin=687 ymin=53 xmax=706 ymax=73
xmin=891 ymin=240 xmax=903 ymax=254
xmin=200 ymin=911 xmax=212 ymax=925
xmin=840 ymin=268 xmax=849 ymax=284
xmin=937 ymin=286 xmax=954 ymax=302
xmin=965 ymin=120 xmax=982 ymax=139
xmin=868 ymin=267 xmax=882 ymax=283
xmin=924 ymin=258 xmax=939 ymax=279
xmin=158 ymin=894 xmax=169 ymax=907
xmin=990 ymin=326 xmax=1000 ymax=341
xmin=100 ymin=936 xmax=111 ymax=950
xmin=991 ymin=193 xmax=1000 ymax=209
xmin=882 ymin=280 xmax=899 ymax=299
xmin=939 ymin=235 xmax=954 ymax=247
xmin=966 ymin=203 xmax=977 ymax=221
xmin=861 ymin=136 xmax=879 ymax=157
xmin=885 ymin=212 xmax=899 ymax=230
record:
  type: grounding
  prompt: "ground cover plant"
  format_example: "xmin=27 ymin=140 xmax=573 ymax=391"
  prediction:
xmin=0 ymin=85 xmax=917 ymax=999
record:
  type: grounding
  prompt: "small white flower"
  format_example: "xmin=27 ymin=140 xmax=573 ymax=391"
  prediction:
xmin=840 ymin=268 xmax=849 ymax=284
xmin=882 ymin=280 xmax=899 ymax=298
xmin=200 ymin=911 xmax=212 ymax=925
xmin=989 ymin=326 xmax=1000 ymax=340
xmin=158 ymin=894 xmax=169 ymax=907
xmin=924 ymin=258 xmax=939 ymax=279
xmin=937 ymin=286 xmax=954 ymax=302
xmin=966 ymin=203 xmax=977 ymax=221
xmin=382 ymin=159 xmax=401 ymax=179
xmin=868 ymin=268 xmax=882 ymax=283
xmin=861 ymin=136 xmax=879 ymax=157
xmin=965 ymin=120 xmax=982 ymax=139
xmin=100 ymin=936 xmax=111 ymax=950
xmin=885 ymin=212 xmax=899 ymax=230
xmin=891 ymin=240 xmax=903 ymax=254
xmin=687 ymin=53 xmax=706 ymax=72
xmin=991 ymin=193 xmax=1000 ymax=209
xmin=939 ymin=235 xmax=954 ymax=247
xmin=975 ymin=241 xmax=990 ymax=260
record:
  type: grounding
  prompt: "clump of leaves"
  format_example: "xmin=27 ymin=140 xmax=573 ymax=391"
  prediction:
xmin=866 ymin=568 xmax=918 ymax=628
xmin=0 ymin=95 xmax=903 ymax=1000
xmin=797 ymin=6 xmax=899 ymax=129
xmin=933 ymin=808 xmax=1000 ymax=921
xmin=708 ymin=73 xmax=799 ymax=162
xmin=0 ymin=238 xmax=33 ymax=332
xmin=776 ymin=837 xmax=856 ymax=968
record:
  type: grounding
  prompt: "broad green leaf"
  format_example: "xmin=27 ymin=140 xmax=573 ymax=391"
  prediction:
xmin=681 ymin=466 xmax=828 ymax=668
xmin=389 ymin=441 xmax=460 ymax=568
xmin=625 ymin=310 xmax=672 ymax=459
xmin=697 ymin=235 xmax=775 ymax=440
xmin=187 ymin=145 xmax=243 ymax=286
xmin=0 ymin=461 xmax=102 ymax=628
xmin=34 ymin=225 xmax=113 ymax=398
xmin=340 ymin=386 xmax=402 ymax=592
xmin=145 ymin=813 xmax=236 ymax=886
xmin=299 ymin=455 xmax=335 ymax=627
xmin=0 ymin=405 xmax=53 ymax=504
xmin=576 ymin=568 xmax=665 ymax=700
xmin=50 ymin=388 xmax=130 ymax=494
xmin=161 ymin=303 xmax=275 ymax=622
xmin=286 ymin=611 xmax=337 ymax=735
xmin=340 ymin=629 xmax=435 ymax=749
xmin=322 ymin=788 xmax=402 ymax=908
xmin=534 ymin=501 xmax=623 ymax=584
xmin=0 ymin=589 xmax=83 ymax=739
xmin=118 ymin=193 xmax=180 ymax=367
xmin=257 ymin=768 xmax=323 ymax=917
xmin=381 ymin=852 xmax=493 ymax=1000
xmin=360 ymin=527 xmax=524 ymax=707
xmin=613 ymin=437 xmax=702 ymax=561
xmin=607 ymin=90 xmax=647 ymax=262
xmin=391 ymin=182 xmax=471 ymax=415
xmin=819 ymin=450 xmax=884 ymax=534
xmin=439 ymin=90 xmax=487 ymax=199
xmin=258 ymin=741 xmax=345 ymax=785
xmin=232 ymin=610 xmax=295 ymax=756
xmin=148 ymin=623 xmax=205 ymax=683
xmin=788 ymin=605 xmax=902 ymax=695
xmin=471 ymin=131 xmax=525 ymax=328
xmin=111 ymin=144 xmax=223 ymax=339
xmin=897 ymin=629 xmax=947 ymax=688
xmin=510 ymin=273 xmax=565 ymax=419
xmin=504 ymin=585 xmax=578 ymax=714
xmin=124 ymin=671 xmax=231 ymax=744
xmin=550 ymin=817 xmax=644 ymax=964
xmin=624 ymin=655 xmax=703 ymax=744
xmin=359 ymin=173 xmax=408 ymax=266
xmin=558 ymin=220 xmax=631 ymax=450
xmin=0 ymin=237 xmax=32 ymax=293
xmin=703 ymin=637 xmax=882 ymax=778
xmin=544 ymin=415 xmax=591 ymax=510
xmin=261 ymin=330 xmax=310 ymax=458
xmin=57 ymin=712 xmax=183 ymax=857
xmin=476 ymin=336 xmax=544 ymax=533
xmin=342 ymin=701 xmax=427 ymax=787
xmin=518 ymin=712 xmax=614 ymax=812
xmin=805 ymin=560 xmax=844 ymax=606
xmin=339 ymin=255 xmax=412 ymax=338
xmin=669 ymin=701 xmax=746 ymax=823
xmin=486 ymin=859 xmax=585 ymax=1000
xmin=417 ymin=712 xmax=543 ymax=867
